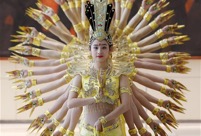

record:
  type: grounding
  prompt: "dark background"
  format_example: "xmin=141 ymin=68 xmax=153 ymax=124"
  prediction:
xmin=0 ymin=0 xmax=201 ymax=57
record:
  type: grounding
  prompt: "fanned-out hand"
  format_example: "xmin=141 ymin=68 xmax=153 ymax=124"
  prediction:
xmin=6 ymin=70 xmax=28 ymax=80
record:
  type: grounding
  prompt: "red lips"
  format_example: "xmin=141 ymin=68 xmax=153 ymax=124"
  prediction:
xmin=97 ymin=56 xmax=103 ymax=58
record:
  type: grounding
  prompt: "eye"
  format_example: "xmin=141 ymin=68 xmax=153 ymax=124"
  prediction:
xmin=102 ymin=46 xmax=107 ymax=49
xmin=93 ymin=47 xmax=98 ymax=50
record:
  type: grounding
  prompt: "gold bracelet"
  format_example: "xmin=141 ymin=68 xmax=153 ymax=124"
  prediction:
xmin=149 ymin=21 xmax=158 ymax=30
xmin=44 ymin=110 xmax=52 ymax=118
xmin=152 ymin=108 xmax=160 ymax=115
xmin=52 ymin=118 xmax=60 ymax=126
xmin=31 ymin=48 xmax=41 ymax=57
xmin=29 ymin=60 xmax=35 ymax=67
xmin=51 ymin=14 xmax=60 ymax=23
xmin=125 ymin=1 xmax=133 ymax=9
xmin=99 ymin=116 xmax=107 ymax=124
xmin=128 ymin=128 xmax=137 ymax=135
xmin=155 ymin=29 xmax=164 ymax=39
xmin=162 ymin=59 xmax=167 ymax=65
xmin=123 ymin=25 xmax=134 ymax=35
xmin=93 ymin=96 xmax=100 ymax=103
xmin=157 ymin=99 xmax=164 ymax=107
xmin=59 ymin=126 xmax=67 ymax=135
xmin=164 ymin=78 xmax=169 ymax=85
xmin=73 ymin=23 xmax=84 ymax=33
xmin=41 ymin=20 xmax=53 ymax=30
xmin=68 ymin=37 xmax=79 ymax=46
xmin=139 ymin=127 xmax=147 ymax=135
xmin=28 ymin=70 xmax=33 ymax=76
xmin=160 ymin=52 xmax=168 ymax=60
xmin=144 ymin=12 xmax=152 ymax=22
xmin=160 ymin=86 xmax=166 ymax=94
xmin=61 ymin=2 xmax=69 ymax=11
xmin=69 ymin=1 xmax=75 ymax=8
xmin=145 ymin=117 xmax=152 ymax=124
xmin=33 ymin=38 xmax=41 ymax=46
xmin=63 ymin=74 xmax=71 ymax=83
xmin=31 ymin=79 xmax=37 ymax=86
xmin=66 ymin=129 xmax=74 ymax=135
xmin=137 ymin=7 xmax=146 ymax=16
xmin=35 ymin=89 xmax=41 ymax=97
xmin=160 ymin=39 xmax=169 ymax=48
xmin=37 ymin=32 xmax=46 ymax=40
xmin=166 ymin=65 xmax=172 ymax=72
xmin=37 ymin=97 xmax=44 ymax=106
xmin=75 ymin=0 xmax=81 ymax=8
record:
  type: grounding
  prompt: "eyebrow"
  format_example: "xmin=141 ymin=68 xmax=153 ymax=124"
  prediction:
xmin=93 ymin=44 xmax=107 ymax=46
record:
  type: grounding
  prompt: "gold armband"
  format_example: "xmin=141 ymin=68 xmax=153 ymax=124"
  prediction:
xmin=51 ymin=14 xmax=60 ymax=23
xmin=28 ymin=70 xmax=33 ymax=76
xmin=149 ymin=21 xmax=158 ymax=30
xmin=35 ymin=89 xmax=41 ymax=97
xmin=75 ymin=0 xmax=81 ymax=8
xmin=52 ymin=118 xmax=60 ymax=126
xmin=157 ymin=99 xmax=164 ymax=107
xmin=59 ymin=126 xmax=67 ymax=135
xmin=69 ymin=84 xmax=81 ymax=94
xmin=120 ymin=87 xmax=132 ymax=95
xmin=162 ymin=59 xmax=167 ymax=65
xmin=137 ymin=7 xmax=146 ymax=16
xmin=33 ymin=38 xmax=41 ymax=46
xmin=145 ymin=117 xmax=152 ymax=124
xmin=114 ymin=0 xmax=120 ymax=2
xmin=144 ymin=12 xmax=152 ymax=22
xmin=44 ymin=110 xmax=52 ymax=119
xmin=37 ymin=32 xmax=46 ymax=40
xmin=73 ymin=23 xmax=84 ymax=33
xmin=133 ymin=47 xmax=141 ymax=54
xmin=124 ymin=2 xmax=133 ymax=9
xmin=69 ymin=1 xmax=75 ymax=8
xmin=99 ymin=116 xmax=107 ymax=125
xmin=116 ymin=28 xmax=123 ymax=37
xmin=82 ymin=20 xmax=90 ymax=29
xmin=37 ymin=97 xmax=44 ymax=106
xmin=60 ymin=58 xmax=66 ymax=64
xmin=160 ymin=86 xmax=166 ymax=94
xmin=129 ymin=42 xmax=138 ymax=48
xmin=29 ymin=60 xmax=35 ymax=67
xmin=66 ymin=129 xmax=74 ymax=135
xmin=32 ymin=48 xmax=41 ymax=57
xmin=123 ymin=25 xmax=134 ymax=35
xmin=164 ymin=78 xmax=169 ymax=85
xmin=139 ymin=127 xmax=147 ymax=135
xmin=114 ymin=19 xmax=120 ymax=27
xmin=63 ymin=74 xmax=71 ymax=83
xmin=127 ymin=35 xmax=133 ymax=43
xmin=128 ymin=128 xmax=137 ymax=135
xmin=41 ymin=20 xmax=53 ymax=30
xmin=155 ymin=29 xmax=164 ymax=39
xmin=61 ymin=3 xmax=69 ymax=11
xmin=152 ymin=108 xmax=160 ymax=115
xmin=160 ymin=52 xmax=169 ymax=60
xmin=160 ymin=39 xmax=169 ymax=48
xmin=166 ymin=65 xmax=172 ymax=72
xmin=31 ymin=79 xmax=37 ymax=86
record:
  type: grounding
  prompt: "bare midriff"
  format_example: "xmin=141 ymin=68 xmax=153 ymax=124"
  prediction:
xmin=83 ymin=102 xmax=117 ymax=127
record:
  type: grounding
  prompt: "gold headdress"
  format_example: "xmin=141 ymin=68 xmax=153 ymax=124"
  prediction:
xmin=85 ymin=0 xmax=115 ymax=45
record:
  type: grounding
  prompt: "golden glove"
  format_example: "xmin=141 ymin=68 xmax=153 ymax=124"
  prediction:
xmin=148 ymin=119 xmax=167 ymax=136
xmin=9 ymin=45 xmax=32 ymax=55
xmin=8 ymin=53 xmax=34 ymax=67
xmin=172 ymin=65 xmax=191 ymax=74
xmin=156 ymin=10 xmax=174 ymax=25
xmin=15 ymin=92 xmax=33 ymax=102
xmin=6 ymin=70 xmax=28 ymax=80
xmin=40 ymin=126 xmax=56 ymax=136
xmin=156 ymin=110 xmax=178 ymax=131
xmin=171 ymin=79 xmax=189 ymax=92
xmin=163 ymin=23 xmax=184 ymax=35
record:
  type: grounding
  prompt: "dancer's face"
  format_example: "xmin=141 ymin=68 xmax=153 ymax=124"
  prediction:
xmin=90 ymin=40 xmax=111 ymax=63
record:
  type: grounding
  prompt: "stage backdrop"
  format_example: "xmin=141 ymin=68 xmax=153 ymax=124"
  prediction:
xmin=0 ymin=0 xmax=201 ymax=57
